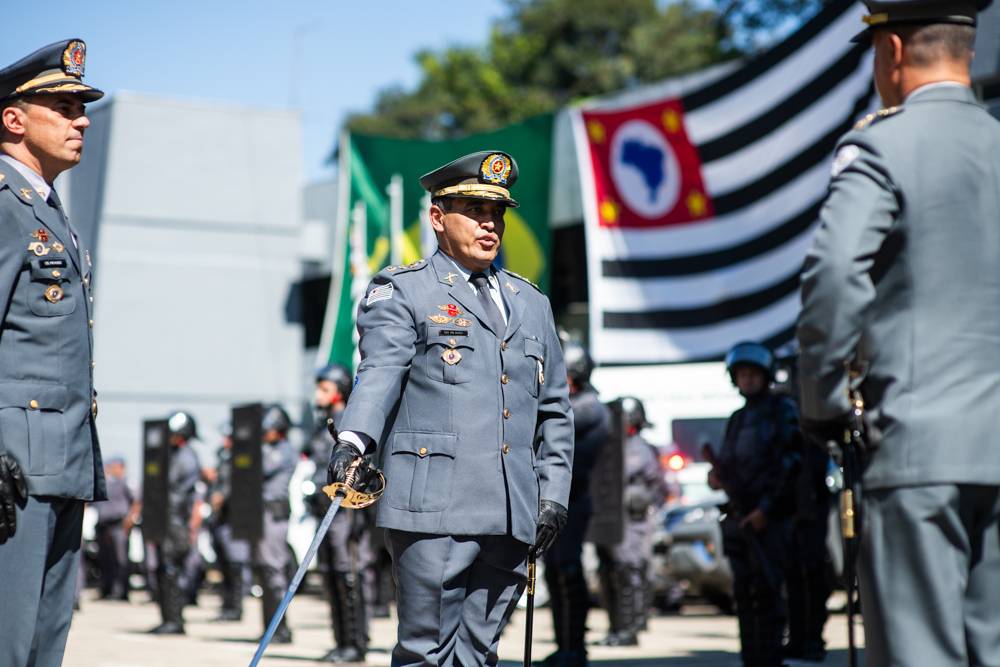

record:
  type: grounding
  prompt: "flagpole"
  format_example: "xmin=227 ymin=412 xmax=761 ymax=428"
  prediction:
xmin=387 ymin=174 xmax=403 ymax=265
xmin=419 ymin=192 xmax=435 ymax=258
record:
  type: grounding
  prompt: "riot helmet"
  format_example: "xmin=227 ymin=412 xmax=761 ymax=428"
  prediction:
xmin=261 ymin=404 xmax=291 ymax=434
xmin=620 ymin=396 xmax=652 ymax=431
xmin=725 ymin=341 xmax=775 ymax=383
xmin=167 ymin=411 xmax=197 ymax=440
xmin=562 ymin=340 xmax=594 ymax=386
xmin=315 ymin=362 xmax=353 ymax=400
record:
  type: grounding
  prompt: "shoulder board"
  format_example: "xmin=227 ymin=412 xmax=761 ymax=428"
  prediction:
xmin=380 ymin=258 xmax=428 ymax=277
xmin=501 ymin=268 xmax=541 ymax=292
xmin=854 ymin=106 xmax=903 ymax=131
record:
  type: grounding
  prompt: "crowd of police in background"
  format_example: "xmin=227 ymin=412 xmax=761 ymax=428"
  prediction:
xmin=83 ymin=337 xmax=835 ymax=667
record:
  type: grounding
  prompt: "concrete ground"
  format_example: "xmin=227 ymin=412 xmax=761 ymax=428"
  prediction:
xmin=64 ymin=589 xmax=865 ymax=667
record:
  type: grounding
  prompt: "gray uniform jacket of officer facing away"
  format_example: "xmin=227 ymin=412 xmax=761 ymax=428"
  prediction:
xmin=0 ymin=158 xmax=102 ymax=499
xmin=339 ymin=250 xmax=574 ymax=546
xmin=798 ymin=85 xmax=1000 ymax=490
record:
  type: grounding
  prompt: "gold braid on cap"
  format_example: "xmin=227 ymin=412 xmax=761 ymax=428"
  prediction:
xmin=862 ymin=12 xmax=889 ymax=26
xmin=433 ymin=183 xmax=512 ymax=199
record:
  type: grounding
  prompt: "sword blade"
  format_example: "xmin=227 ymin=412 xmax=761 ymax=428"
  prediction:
xmin=248 ymin=493 xmax=345 ymax=667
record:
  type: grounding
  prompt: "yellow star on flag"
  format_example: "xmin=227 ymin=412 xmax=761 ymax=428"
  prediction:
xmin=686 ymin=190 xmax=708 ymax=218
xmin=600 ymin=199 xmax=619 ymax=224
xmin=662 ymin=109 xmax=681 ymax=134
xmin=587 ymin=120 xmax=606 ymax=144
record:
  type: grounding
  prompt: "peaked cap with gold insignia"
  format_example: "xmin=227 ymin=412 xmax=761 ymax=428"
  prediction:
xmin=0 ymin=39 xmax=104 ymax=103
xmin=419 ymin=150 xmax=520 ymax=208
xmin=853 ymin=0 xmax=992 ymax=42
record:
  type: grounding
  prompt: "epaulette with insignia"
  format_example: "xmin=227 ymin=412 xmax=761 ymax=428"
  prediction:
xmin=501 ymin=268 xmax=542 ymax=292
xmin=854 ymin=106 xmax=903 ymax=131
xmin=382 ymin=258 xmax=427 ymax=276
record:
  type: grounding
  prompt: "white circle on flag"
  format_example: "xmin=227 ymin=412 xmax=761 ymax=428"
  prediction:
xmin=610 ymin=119 xmax=681 ymax=219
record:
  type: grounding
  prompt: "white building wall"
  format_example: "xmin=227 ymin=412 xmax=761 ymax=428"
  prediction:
xmin=68 ymin=93 xmax=306 ymax=471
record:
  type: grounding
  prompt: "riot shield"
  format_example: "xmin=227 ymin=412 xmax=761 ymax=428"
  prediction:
xmin=586 ymin=399 xmax=626 ymax=545
xmin=230 ymin=403 xmax=264 ymax=542
xmin=141 ymin=419 xmax=170 ymax=543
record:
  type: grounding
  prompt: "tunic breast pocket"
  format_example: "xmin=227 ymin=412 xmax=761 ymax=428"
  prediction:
xmin=27 ymin=258 xmax=76 ymax=317
xmin=523 ymin=336 xmax=546 ymax=397
xmin=423 ymin=328 xmax=474 ymax=384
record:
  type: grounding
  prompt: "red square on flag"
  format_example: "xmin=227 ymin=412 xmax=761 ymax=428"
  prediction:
xmin=582 ymin=98 xmax=712 ymax=228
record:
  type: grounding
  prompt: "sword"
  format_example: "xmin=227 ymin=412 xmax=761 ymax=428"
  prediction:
xmin=248 ymin=457 xmax=384 ymax=667
xmin=523 ymin=550 xmax=536 ymax=667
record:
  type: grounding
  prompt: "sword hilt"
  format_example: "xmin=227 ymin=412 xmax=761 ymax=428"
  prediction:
xmin=322 ymin=458 xmax=385 ymax=509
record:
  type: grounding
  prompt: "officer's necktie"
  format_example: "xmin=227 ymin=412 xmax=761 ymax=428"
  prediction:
xmin=46 ymin=189 xmax=76 ymax=248
xmin=470 ymin=272 xmax=505 ymax=335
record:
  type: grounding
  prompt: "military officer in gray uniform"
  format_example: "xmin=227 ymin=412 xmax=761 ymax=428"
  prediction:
xmin=253 ymin=404 xmax=297 ymax=644
xmin=147 ymin=411 xmax=202 ymax=635
xmin=0 ymin=39 xmax=104 ymax=667
xmin=307 ymin=363 xmax=374 ymax=663
xmin=797 ymin=2 xmax=1000 ymax=664
xmin=327 ymin=150 xmax=575 ymax=667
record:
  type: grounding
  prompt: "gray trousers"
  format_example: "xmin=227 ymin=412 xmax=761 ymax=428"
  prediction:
xmin=251 ymin=508 xmax=289 ymax=591
xmin=860 ymin=484 xmax=1000 ymax=667
xmin=0 ymin=496 xmax=84 ymax=667
xmin=387 ymin=531 xmax=528 ymax=667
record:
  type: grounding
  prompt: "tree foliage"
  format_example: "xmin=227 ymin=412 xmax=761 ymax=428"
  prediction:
xmin=345 ymin=0 xmax=819 ymax=139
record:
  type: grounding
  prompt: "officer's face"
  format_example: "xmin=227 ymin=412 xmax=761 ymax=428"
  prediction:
xmin=734 ymin=365 xmax=767 ymax=397
xmin=2 ymin=93 xmax=89 ymax=179
xmin=431 ymin=198 xmax=506 ymax=271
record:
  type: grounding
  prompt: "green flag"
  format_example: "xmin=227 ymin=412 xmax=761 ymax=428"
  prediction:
xmin=319 ymin=115 xmax=555 ymax=370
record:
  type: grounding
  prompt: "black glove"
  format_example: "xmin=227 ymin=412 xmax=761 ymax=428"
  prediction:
xmin=0 ymin=453 xmax=27 ymax=544
xmin=800 ymin=415 xmax=849 ymax=451
xmin=327 ymin=440 xmax=364 ymax=486
xmin=532 ymin=499 xmax=568 ymax=557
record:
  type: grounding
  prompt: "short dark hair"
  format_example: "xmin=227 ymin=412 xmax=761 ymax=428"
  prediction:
xmin=895 ymin=24 xmax=976 ymax=66
xmin=431 ymin=196 xmax=455 ymax=212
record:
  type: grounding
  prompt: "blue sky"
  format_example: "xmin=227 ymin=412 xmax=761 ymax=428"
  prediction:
xmin=3 ymin=1 xmax=507 ymax=181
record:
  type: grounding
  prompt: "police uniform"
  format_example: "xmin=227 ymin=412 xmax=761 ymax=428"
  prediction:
xmin=210 ymin=439 xmax=251 ymax=621
xmin=95 ymin=458 xmax=134 ymax=600
xmin=308 ymin=408 xmax=374 ymax=662
xmin=0 ymin=39 xmax=104 ymax=667
xmin=797 ymin=3 xmax=1000 ymax=664
xmin=252 ymin=432 xmax=297 ymax=642
xmin=595 ymin=414 xmax=666 ymax=648
xmin=715 ymin=388 xmax=799 ymax=667
xmin=543 ymin=382 xmax=610 ymax=667
xmin=336 ymin=151 xmax=574 ymax=667
xmin=148 ymin=440 xmax=200 ymax=633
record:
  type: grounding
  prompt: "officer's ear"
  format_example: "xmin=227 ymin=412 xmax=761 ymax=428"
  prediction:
xmin=429 ymin=203 xmax=447 ymax=234
xmin=1 ymin=101 xmax=27 ymax=141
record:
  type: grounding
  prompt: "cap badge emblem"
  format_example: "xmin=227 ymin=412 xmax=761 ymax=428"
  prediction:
xmin=62 ymin=41 xmax=86 ymax=77
xmin=480 ymin=153 xmax=512 ymax=186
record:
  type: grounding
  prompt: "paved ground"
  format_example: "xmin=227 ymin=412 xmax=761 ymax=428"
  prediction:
xmin=63 ymin=590 xmax=865 ymax=667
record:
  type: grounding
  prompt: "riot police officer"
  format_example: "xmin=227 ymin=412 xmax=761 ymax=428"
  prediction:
xmin=147 ymin=411 xmax=202 ymax=635
xmin=252 ymin=404 xmax=297 ymax=644
xmin=307 ymin=363 xmax=373 ymax=663
xmin=209 ymin=421 xmax=251 ymax=621
xmin=540 ymin=342 xmax=609 ymax=667
xmin=708 ymin=342 xmax=800 ymax=667
xmin=595 ymin=397 xmax=667 ymax=647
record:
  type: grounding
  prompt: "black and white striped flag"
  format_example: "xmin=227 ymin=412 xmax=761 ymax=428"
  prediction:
xmin=572 ymin=0 xmax=878 ymax=363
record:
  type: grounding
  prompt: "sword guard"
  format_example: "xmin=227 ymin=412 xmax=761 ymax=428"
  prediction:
xmin=322 ymin=470 xmax=385 ymax=509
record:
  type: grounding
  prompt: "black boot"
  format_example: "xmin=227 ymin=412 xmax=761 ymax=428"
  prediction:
xmin=610 ymin=567 xmax=638 ymax=646
xmin=150 ymin=567 xmax=185 ymax=635
xmin=260 ymin=572 xmax=292 ymax=644
xmin=322 ymin=572 xmax=367 ymax=662
xmin=216 ymin=562 xmax=245 ymax=621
